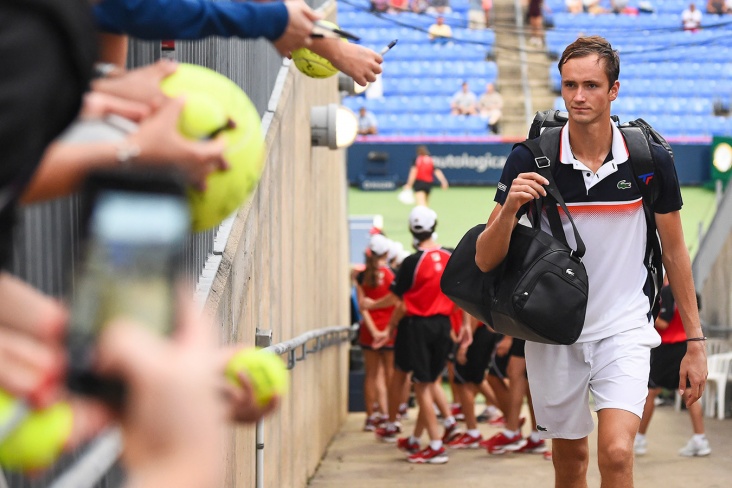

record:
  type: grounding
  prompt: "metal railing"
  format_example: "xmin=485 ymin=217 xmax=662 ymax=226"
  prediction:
xmin=1 ymin=324 xmax=355 ymax=488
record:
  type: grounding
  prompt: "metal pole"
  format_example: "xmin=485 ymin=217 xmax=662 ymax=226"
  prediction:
xmin=255 ymin=329 xmax=273 ymax=488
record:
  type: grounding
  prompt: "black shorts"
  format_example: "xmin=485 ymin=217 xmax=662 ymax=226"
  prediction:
xmin=649 ymin=341 xmax=687 ymax=390
xmin=408 ymin=315 xmax=453 ymax=383
xmin=488 ymin=336 xmax=521 ymax=379
xmin=455 ymin=326 xmax=498 ymax=385
xmin=394 ymin=316 xmax=413 ymax=373
xmin=413 ymin=179 xmax=433 ymax=195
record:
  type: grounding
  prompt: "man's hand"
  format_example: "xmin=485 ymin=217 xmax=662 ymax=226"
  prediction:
xmin=502 ymin=172 xmax=548 ymax=215
xmin=310 ymin=41 xmax=383 ymax=86
xmin=679 ymin=340 xmax=707 ymax=407
xmin=273 ymin=0 xmax=321 ymax=56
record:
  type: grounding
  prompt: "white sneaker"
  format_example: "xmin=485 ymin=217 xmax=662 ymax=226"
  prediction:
xmin=633 ymin=436 xmax=647 ymax=456
xmin=678 ymin=437 xmax=711 ymax=457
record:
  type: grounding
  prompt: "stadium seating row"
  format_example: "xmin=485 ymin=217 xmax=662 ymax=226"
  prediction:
xmin=384 ymin=77 xmax=495 ymax=96
xmin=377 ymin=113 xmax=491 ymax=135
xmin=385 ymin=60 xmax=498 ymax=78
xmin=544 ymin=0 xmax=697 ymax=15
xmin=343 ymin=95 xmax=453 ymax=114
xmin=351 ymin=26 xmax=496 ymax=45
xmin=360 ymin=41 xmax=490 ymax=60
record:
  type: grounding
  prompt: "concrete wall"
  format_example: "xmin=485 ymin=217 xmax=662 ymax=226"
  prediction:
xmin=203 ymin=58 xmax=351 ymax=487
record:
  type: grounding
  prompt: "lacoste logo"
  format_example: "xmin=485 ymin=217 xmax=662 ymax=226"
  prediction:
xmin=497 ymin=182 xmax=507 ymax=192
xmin=617 ymin=180 xmax=632 ymax=190
xmin=566 ymin=269 xmax=575 ymax=277
xmin=537 ymin=425 xmax=548 ymax=432
xmin=638 ymin=172 xmax=654 ymax=185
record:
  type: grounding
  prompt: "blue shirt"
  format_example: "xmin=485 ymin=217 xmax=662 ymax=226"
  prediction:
xmin=94 ymin=0 xmax=289 ymax=41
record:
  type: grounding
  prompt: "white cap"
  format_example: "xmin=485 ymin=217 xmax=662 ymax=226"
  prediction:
xmin=369 ymin=234 xmax=391 ymax=256
xmin=409 ymin=206 xmax=437 ymax=233
xmin=387 ymin=240 xmax=404 ymax=262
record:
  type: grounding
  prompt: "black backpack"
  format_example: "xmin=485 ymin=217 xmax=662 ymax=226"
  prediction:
xmin=527 ymin=110 xmax=670 ymax=319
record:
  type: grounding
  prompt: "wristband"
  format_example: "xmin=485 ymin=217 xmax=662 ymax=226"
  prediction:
xmin=686 ymin=336 xmax=707 ymax=342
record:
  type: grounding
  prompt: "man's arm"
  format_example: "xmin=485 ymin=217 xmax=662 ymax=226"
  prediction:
xmin=656 ymin=210 xmax=707 ymax=406
xmin=94 ymin=0 xmax=290 ymax=41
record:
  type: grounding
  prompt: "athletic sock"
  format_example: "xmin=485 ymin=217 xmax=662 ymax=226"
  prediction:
xmin=502 ymin=429 xmax=519 ymax=438
xmin=468 ymin=429 xmax=481 ymax=437
xmin=429 ymin=440 xmax=443 ymax=450
xmin=692 ymin=434 xmax=707 ymax=443
xmin=636 ymin=433 xmax=646 ymax=442
xmin=409 ymin=435 xmax=419 ymax=445
xmin=443 ymin=417 xmax=456 ymax=428
xmin=486 ymin=405 xmax=499 ymax=416
xmin=529 ymin=431 xmax=541 ymax=443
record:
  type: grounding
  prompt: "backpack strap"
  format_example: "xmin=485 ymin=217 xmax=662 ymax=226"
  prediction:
xmin=513 ymin=133 xmax=586 ymax=259
xmin=619 ymin=122 xmax=664 ymax=317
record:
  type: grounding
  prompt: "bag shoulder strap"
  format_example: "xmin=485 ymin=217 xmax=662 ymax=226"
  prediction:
xmin=514 ymin=131 xmax=586 ymax=259
xmin=619 ymin=121 xmax=665 ymax=315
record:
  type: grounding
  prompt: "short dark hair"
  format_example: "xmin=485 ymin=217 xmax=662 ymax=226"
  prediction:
xmin=558 ymin=35 xmax=620 ymax=87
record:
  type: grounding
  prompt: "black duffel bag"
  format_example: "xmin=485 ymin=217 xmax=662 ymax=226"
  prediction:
xmin=441 ymin=138 xmax=588 ymax=345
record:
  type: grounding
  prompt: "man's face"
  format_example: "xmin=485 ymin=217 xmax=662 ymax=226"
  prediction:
xmin=560 ymin=54 xmax=618 ymax=125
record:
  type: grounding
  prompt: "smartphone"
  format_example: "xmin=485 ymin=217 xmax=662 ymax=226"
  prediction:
xmin=66 ymin=168 xmax=190 ymax=407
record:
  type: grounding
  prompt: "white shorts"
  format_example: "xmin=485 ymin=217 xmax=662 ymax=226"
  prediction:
xmin=525 ymin=325 xmax=661 ymax=440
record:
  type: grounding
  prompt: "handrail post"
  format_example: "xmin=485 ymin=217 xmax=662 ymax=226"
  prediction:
xmin=255 ymin=329 xmax=273 ymax=488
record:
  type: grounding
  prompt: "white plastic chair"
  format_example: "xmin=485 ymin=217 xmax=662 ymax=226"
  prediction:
xmin=674 ymin=339 xmax=731 ymax=412
xmin=703 ymin=351 xmax=732 ymax=420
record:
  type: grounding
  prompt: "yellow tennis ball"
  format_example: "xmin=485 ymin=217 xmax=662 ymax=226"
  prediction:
xmin=225 ymin=349 xmax=289 ymax=407
xmin=177 ymin=92 xmax=229 ymax=140
xmin=0 ymin=391 xmax=72 ymax=472
xmin=291 ymin=21 xmax=341 ymax=79
xmin=161 ymin=63 xmax=265 ymax=232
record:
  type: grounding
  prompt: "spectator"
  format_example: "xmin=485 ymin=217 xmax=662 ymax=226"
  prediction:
xmin=428 ymin=16 xmax=453 ymax=42
xmin=372 ymin=0 xmax=389 ymax=11
xmin=411 ymin=0 xmax=430 ymax=12
xmin=566 ymin=0 xmax=583 ymax=13
xmin=450 ymin=81 xmax=477 ymax=116
xmin=427 ymin=0 xmax=453 ymax=14
xmin=706 ymin=0 xmax=728 ymax=13
xmin=611 ymin=0 xmax=631 ymax=13
xmin=478 ymin=83 xmax=504 ymax=134
xmin=389 ymin=0 xmax=410 ymax=11
xmin=528 ymin=0 xmax=544 ymax=47
xmin=358 ymin=107 xmax=379 ymax=136
xmin=682 ymin=3 xmax=703 ymax=31
xmin=468 ymin=0 xmax=492 ymax=28
xmin=583 ymin=0 xmax=608 ymax=13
